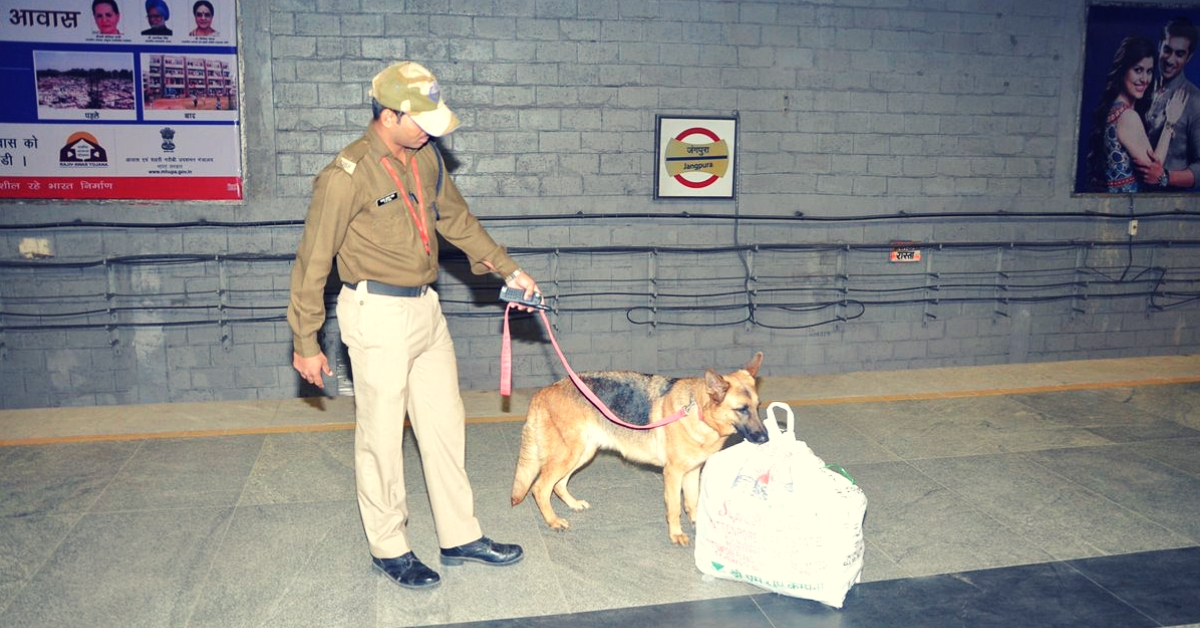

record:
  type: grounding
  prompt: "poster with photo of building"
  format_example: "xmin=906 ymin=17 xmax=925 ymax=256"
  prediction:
xmin=0 ymin=0 xmax=242 ymax=201
xmin=141 ymin=53 xmax=237 ymax=120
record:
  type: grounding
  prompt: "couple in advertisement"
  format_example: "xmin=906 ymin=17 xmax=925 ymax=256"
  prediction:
xmin=1087 ymin=16 xmax=1200 ymax=194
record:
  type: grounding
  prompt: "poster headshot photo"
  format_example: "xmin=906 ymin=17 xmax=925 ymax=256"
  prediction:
xmin=182 ymin=0 xmax=231 ymax=43
xmin=141 ymin=0 xmax=174 ymax=37
xmin=91 ymin=0 xmax=122 ymax=36
xmin=1075 ymin=5 xmax=1200 ymax=195
xmin=33 ymin=49 xmax=136 ymax=120
xmin=86 ymin=0 xmax=133 ymax=42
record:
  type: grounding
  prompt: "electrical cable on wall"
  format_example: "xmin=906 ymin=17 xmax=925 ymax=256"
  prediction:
xmin=2 ymin=208 xmax=1200 ymax=231
xmin=1 ymin=239 xmax=1197 ymax=335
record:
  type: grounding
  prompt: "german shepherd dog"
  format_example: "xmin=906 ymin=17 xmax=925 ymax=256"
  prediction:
xmin=511 ymin=352 xmax=767 ymax=546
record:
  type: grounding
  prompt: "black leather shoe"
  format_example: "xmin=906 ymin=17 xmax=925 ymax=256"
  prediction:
xmin=372 ymin=552 xmax=440 ymax=589
xmin=439 ymin=537 xmax=524 ymax=566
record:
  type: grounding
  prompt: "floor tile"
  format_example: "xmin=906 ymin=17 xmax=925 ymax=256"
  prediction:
xmin=1013 ymin=384 xmax=1200 ymax=431
xmin=786 ymin=405 xmax=904 ymax=466
xmin=1085 ymin=421 xmax=1200 ymax=443
xmin=759 ymin=560 xmax=1162 ymax=628
xmin=0 ymin=441 xmax=139 ymax=517
xmin=90 ymin=435 xmax=265 ymax=512
xmin=436 ymin=595 xmax=776 ymax=628
xmin=859 ymin=539 xmax=907 ymax=583
xmin=0 ymin=513 xmax=79 ymax=613
xmin=1023 ymin=444 xmax=1200 ymax=540
xmin=910 ymin=452 xmax=1193 ymax=560
xmin=240 ymin=431 xmax=356 ymax=506
xmin=830 ymin=396 xmax=1112 ymax=460
xmin=1119 ymin=383 xmax=1200 ymax=430
xmin=186 ymin=501 xmax=371 ymax=628
xmin=1067 ymin=546 xmax=1200 ymax=627
xmin=536 ymin=516 xmax=753 ymax=614
xmin=1008 ymin=388 xmax=1166 ymax=427
xmin=0 ymin=508 xmax=233 ymax=628
xmin=850 ymin=461 xmax=1056 ymax=576
xmin=1124 ymin=437 xmax=1200 ymax=477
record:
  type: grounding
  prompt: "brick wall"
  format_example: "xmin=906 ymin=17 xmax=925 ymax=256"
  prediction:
xmin=1 ymin=0 xmax=1198 ymax=409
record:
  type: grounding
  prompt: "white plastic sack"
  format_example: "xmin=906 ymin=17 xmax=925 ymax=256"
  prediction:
xmin=694 ymin=402 xmax=867 ymax=608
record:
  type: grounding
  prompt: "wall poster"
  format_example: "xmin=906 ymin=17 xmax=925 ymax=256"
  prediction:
xmin=0 ymin=0 xmax=242 ymax=201
xmin=654 ymin=115 xmax=737 ymax=199
xmin=1076 ymin=5 xmax=1200 ymax=195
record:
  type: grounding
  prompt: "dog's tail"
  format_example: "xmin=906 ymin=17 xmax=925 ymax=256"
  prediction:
xmin=510 ymin=404 xmax=543 ymax=506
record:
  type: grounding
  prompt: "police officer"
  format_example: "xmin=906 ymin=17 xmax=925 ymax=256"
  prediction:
xmin=287 ymin=61 xmax=542 ymax=589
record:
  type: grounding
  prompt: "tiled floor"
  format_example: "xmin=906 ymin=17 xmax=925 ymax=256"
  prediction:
xmin=2 ymin=356 xmax=1200 ymax=627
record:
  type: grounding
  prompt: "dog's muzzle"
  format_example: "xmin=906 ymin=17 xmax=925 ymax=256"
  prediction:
xmin=738 ymin=423 xmax=769 ymax=444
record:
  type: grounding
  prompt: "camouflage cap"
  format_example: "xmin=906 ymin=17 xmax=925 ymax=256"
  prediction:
xmin=370 ymin=61 xmax=460 ymax=137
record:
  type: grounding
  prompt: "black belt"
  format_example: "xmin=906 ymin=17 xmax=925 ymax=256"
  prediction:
xmin=344 ymin=280 xmax=429 ymax=297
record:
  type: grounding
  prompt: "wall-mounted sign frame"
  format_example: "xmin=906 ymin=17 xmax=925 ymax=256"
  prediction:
xmin=654 ymin=115 xmax=737 ymax=199
xmin=1074 ymin=4 xmax=1200 ymax=195
xmin=0 ymin=0 xmax=242 ymax=201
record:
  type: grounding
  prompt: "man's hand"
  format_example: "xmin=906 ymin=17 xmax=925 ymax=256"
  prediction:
xmin=1134 ymin=149 xmax=1164 ymax=185
xmin=505 ymin=269 xmax=543 ymax=312
xmin=294 ymin=352 xmax=333 ymax=390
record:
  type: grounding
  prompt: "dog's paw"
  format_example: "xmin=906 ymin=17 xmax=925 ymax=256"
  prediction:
xmin=670 ymin=532 xmax=690 ymax=546
xmin=567 ymin=499 xmax=590 ymax=512
xmin=549 ymin=518 xmax=571 ymax=531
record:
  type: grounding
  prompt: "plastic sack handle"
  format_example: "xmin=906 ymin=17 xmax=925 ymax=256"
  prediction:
xmin=764 ymin=401 xmax=795 ymax=439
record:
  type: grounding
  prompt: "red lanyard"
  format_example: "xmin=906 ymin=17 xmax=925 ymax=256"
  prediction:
xmin=380 ymin=154 xmax=431 ymax=256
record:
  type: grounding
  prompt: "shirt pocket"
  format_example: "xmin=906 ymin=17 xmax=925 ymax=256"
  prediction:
xmin=360 ymin=192 xmax=416 ymax=247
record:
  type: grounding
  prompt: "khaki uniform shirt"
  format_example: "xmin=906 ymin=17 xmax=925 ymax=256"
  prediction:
xmin=288 ymin=127 xmax=518 ymax=357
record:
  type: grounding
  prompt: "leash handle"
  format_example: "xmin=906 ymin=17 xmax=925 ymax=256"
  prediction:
xmin=501 ymin=303 xmax=687 ymax=430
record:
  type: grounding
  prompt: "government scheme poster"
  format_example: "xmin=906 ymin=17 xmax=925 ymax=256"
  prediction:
xmin=0 ymin=0 xmax=242 ymax=200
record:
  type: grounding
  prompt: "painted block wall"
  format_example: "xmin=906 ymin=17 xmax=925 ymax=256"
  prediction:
xmin=1 ymin=0 xmax=1197 ymax=408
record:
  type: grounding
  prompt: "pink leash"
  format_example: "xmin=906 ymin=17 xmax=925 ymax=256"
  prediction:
xmin=501 ymin=303 xmax=690 ymax=430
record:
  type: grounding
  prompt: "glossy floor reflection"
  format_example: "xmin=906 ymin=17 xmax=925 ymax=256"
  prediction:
xmin=442 ymin=547 xmax=1200 ymax=628
xmin=1 ymin=360 xmax=1200 ymax=627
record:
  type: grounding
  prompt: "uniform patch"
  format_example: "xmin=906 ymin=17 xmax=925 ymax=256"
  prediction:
xmin=376 ymin=192 xmax=398 ymax=206
xmin=337 ymin=156 xmax=356 ymax=175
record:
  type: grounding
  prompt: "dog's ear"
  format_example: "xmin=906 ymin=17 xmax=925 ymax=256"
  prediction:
xmin=744 ymin=351 xmax=763 ymax=377
xmin=705 ymin=368 xmax=730 ymax=404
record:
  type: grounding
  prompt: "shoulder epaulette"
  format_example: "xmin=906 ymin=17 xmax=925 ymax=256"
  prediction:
xmin=334 ymin=138 xmax=372 ymax=176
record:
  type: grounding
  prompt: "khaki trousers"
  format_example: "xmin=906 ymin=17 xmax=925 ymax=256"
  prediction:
xmin=337 ymin=283 xmax=482 ymax=559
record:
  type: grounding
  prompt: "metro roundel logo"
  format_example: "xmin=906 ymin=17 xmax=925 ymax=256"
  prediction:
xmin=663 ymin=127 xmax=729 ymax=189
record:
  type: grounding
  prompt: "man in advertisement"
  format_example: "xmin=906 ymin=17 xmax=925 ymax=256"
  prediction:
xmin=1139 ymin=16 xmax=1200 ymax=190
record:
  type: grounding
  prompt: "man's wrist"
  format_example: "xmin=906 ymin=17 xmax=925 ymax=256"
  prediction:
xmin=1159 ymin=168 xmax=1170 ymax=187
xmin=504 ymin=268 xmax=524 ymax=283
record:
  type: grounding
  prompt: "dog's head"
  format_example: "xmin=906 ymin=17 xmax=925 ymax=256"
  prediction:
xmin=702 ymin=352 xmax=767 ymax=444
